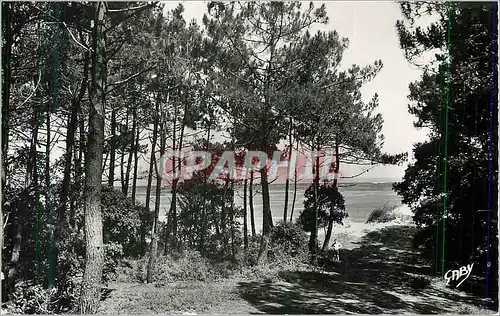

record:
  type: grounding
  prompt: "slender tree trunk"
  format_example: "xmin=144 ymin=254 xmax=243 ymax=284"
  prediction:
xmin=243 ymin=177 xmax=248 ymax=250
xmin=257 ymin=164 xmax=272 ymax=265
xmin=290 ymin=140 xmax=299 ymax=222
xmin=79 ymin=2 xmax=106 ymax=312
xmin=199 ymin=125 xmax=210 ymax=254
xmin=172 ymin=107 xmax=186 ymax=251
xmin=230 ymin=122 xmax=236 ymax=258
xmin=257 ymin=33 xmax=277 ymax=265
xmin=309 ymin=144 xmax=320 ymax=261
xmin=322 ymin=138 xmax=340 ymax=251
xmin=147 ymin=96 xmax=165 ymax=283
xmin=47 ymin=61 xmax=57 ymax=286
xmin=145 ymin=92 xmax=160 ymax=212
xmin=124 ymin=108 xmax=137 ymax=196
xmin=54 ymin=52 xmax=89 ymax=281
xmin=166 ymin=97 xmax=178 ymax=250
xmin=8 ymin=96 xmax=38 ymax=298
xmin=144 ymin=93 xmax=159 ymax=256
xmin=131 ymin=126 xmax=139 ymax=203
xmin=221 ymin=178 xmax=228 ymax=255
xmin=120 ymin=111 xmax=128 ymax=194
xmin=249 ymin=170 xmax=256 ymax=236
xmin=108 ymin=107 xmax=116 ymax=187
xmin=283 ymin=118 xmax=293 ymax=222
xmin=72 ymin=98 xmax=86 ymax=232
xmin=1 ymin=4 xmax=12 ymax=259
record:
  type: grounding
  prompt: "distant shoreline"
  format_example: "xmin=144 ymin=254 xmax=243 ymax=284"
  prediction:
xmin=120 ymin=181 xmax=400 ymax=191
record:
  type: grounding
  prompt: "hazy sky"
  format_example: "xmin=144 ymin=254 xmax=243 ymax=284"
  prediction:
xmin=162 ymin=1 xmax=430 ymax=182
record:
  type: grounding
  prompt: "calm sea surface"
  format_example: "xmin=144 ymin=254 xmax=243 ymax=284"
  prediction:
xmin=135 ymin=182 xmax=402 ymax=233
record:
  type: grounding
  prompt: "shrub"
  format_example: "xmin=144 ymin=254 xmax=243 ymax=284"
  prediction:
xmin=137 ymin=250 xmax=234 ymax=283
xmin=408 ymin=275 xmax=431 ymax=290
xmin=101 ymin=186 xmax=152 ymax=258
xmin=269 ymin=221 xmax=309 ymax=264
xmin=366 ymin=204 xmax=398 ymax=224
xmin=5 ymin=282 xmax=57 ymax=314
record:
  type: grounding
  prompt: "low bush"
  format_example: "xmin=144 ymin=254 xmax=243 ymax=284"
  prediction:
xmin=408 ymin=275 xmax=431 ymax=290
xmin=4 ymin=282 xmax=57 ymax=314
xmin=136 ymin=250 xmax=236 ymax=283
xmin=269 ymin=221 xmax=309 ymax=265
xmin=366 ymin=204 xmax=399 ymax=224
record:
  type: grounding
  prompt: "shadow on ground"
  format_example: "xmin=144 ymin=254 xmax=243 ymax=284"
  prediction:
xmin=237 ymin=225 xmax=489 ymax=314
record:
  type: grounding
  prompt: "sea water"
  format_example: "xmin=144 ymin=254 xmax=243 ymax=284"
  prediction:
xmin=134 ymin=182 xmax=403 ymax=234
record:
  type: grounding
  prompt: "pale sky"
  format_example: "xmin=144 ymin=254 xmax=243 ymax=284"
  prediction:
xmin=162 ymin=1 xmax=430 ymax=182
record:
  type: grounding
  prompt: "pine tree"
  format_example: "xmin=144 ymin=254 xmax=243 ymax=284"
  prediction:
xmin=394 ymin=2 xmax=498 ymax=306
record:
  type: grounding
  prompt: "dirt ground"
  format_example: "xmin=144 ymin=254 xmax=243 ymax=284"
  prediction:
xmin=99 ymin=224 xmax=496 ymax=314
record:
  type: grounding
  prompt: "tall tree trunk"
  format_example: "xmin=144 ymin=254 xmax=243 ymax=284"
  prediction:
xmin=230 ymin=133 xmax=236 ymax=258
xmin=144 ymin=92 xmax=159 ymax=256
xmin=290 ymin=140 xmax=299 ymax=222
xmin=54 ymin=52 xmax=89 ymax=283
xmin=257 ymin=164 xmax=272 ymax=265
xmin=79 ymin=2 xmax=106 ymax=313
xmin=1 ymin=4 xmax=12 ymax=258
xmin=257 ymin=33 xmax=277 ymax=265
xmin=199 ymin=125 xmax=210 ymax=254
xmin=46 ymin=76 xmax=55 ymax=286
xmin=309 ymin=143 xmax=320 ymax=261
xmin=322 ymin=138 xmax=340 ymax=251
xmin=283 ymin=118 xmax=293 ymax=222
xmin=166 ymin=97 xmax=178 ymax=250
xmin=124 ymin=107 xmax=137 ymax=196
xmin=131 ymin=126 xmax=139 ymax=203
xmin=145 ymin=92 xmax=160 ymax=212
xmin=243 ymin=177 xmax=248 ymax=250
xmin=249 ymin=170 xmax=256 ymax=236
xmin=8 ymin=92 xmax=38 ymax=298
xmin=120 ymin=111 xmax=128 ymax=194
xmin=147 ymin=96 xmax=165 ymax=283
xmin=172 ymin=107 xmax=186 ymax=251
xmin=108 ymin=107 xmax=116 ymax=187
xmin=72 ymin=97 xmax=86 ymax=231
xmin=221 ymin=179 xmax=228 ymax=254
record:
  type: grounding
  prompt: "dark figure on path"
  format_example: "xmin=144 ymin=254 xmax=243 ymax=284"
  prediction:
xmin=332 ymin=239 xmax=342 ymax=262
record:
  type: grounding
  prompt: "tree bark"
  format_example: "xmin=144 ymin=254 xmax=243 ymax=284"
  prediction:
xmin=290 ymin=140 xmax=299 ymax=222
xmin=249 ymin=170 xmax=256 ymax=236
xmin=309 ymin=144 xmax=320 ymax=261
xmin=108 ymin=107 xmax=117 ymax=187
xmin=124 ymin=107 xmax=137 ymax=196
xmin=322 ymin=137 xmax=340 ymax=251
xmin=257 ymin=165 xmax=272 ymax=265
xmin=131 ymin=126 xmax=139 ymax=203
xmin=243 ymin=177 xmax=248 ymax=250
xmin=7 ymin=93 xmax=38 ymax=298
xmin=147 ymin=94 xmax=165 ymax=283
xmin=199 ymin=125 xmax=210 ymax=255
xmin=172 ymin=106 xmax=187 ymax=251
xmin=79 ymin=2 xmax=106 ymax=313
xmin=165 ymin=99 xmax=177 ymax=251
xmin=283 ymin=117 xmax=293 ymax=222
xmin=120 ymin=111 xmax=128 ymax=194
xmin=144 ymin=92 xmax=159 ymax=256
xmin=54 ymin=52 xmax=89 ymax=283
xmin=1 ymin=1 xmax=12 ymax=188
